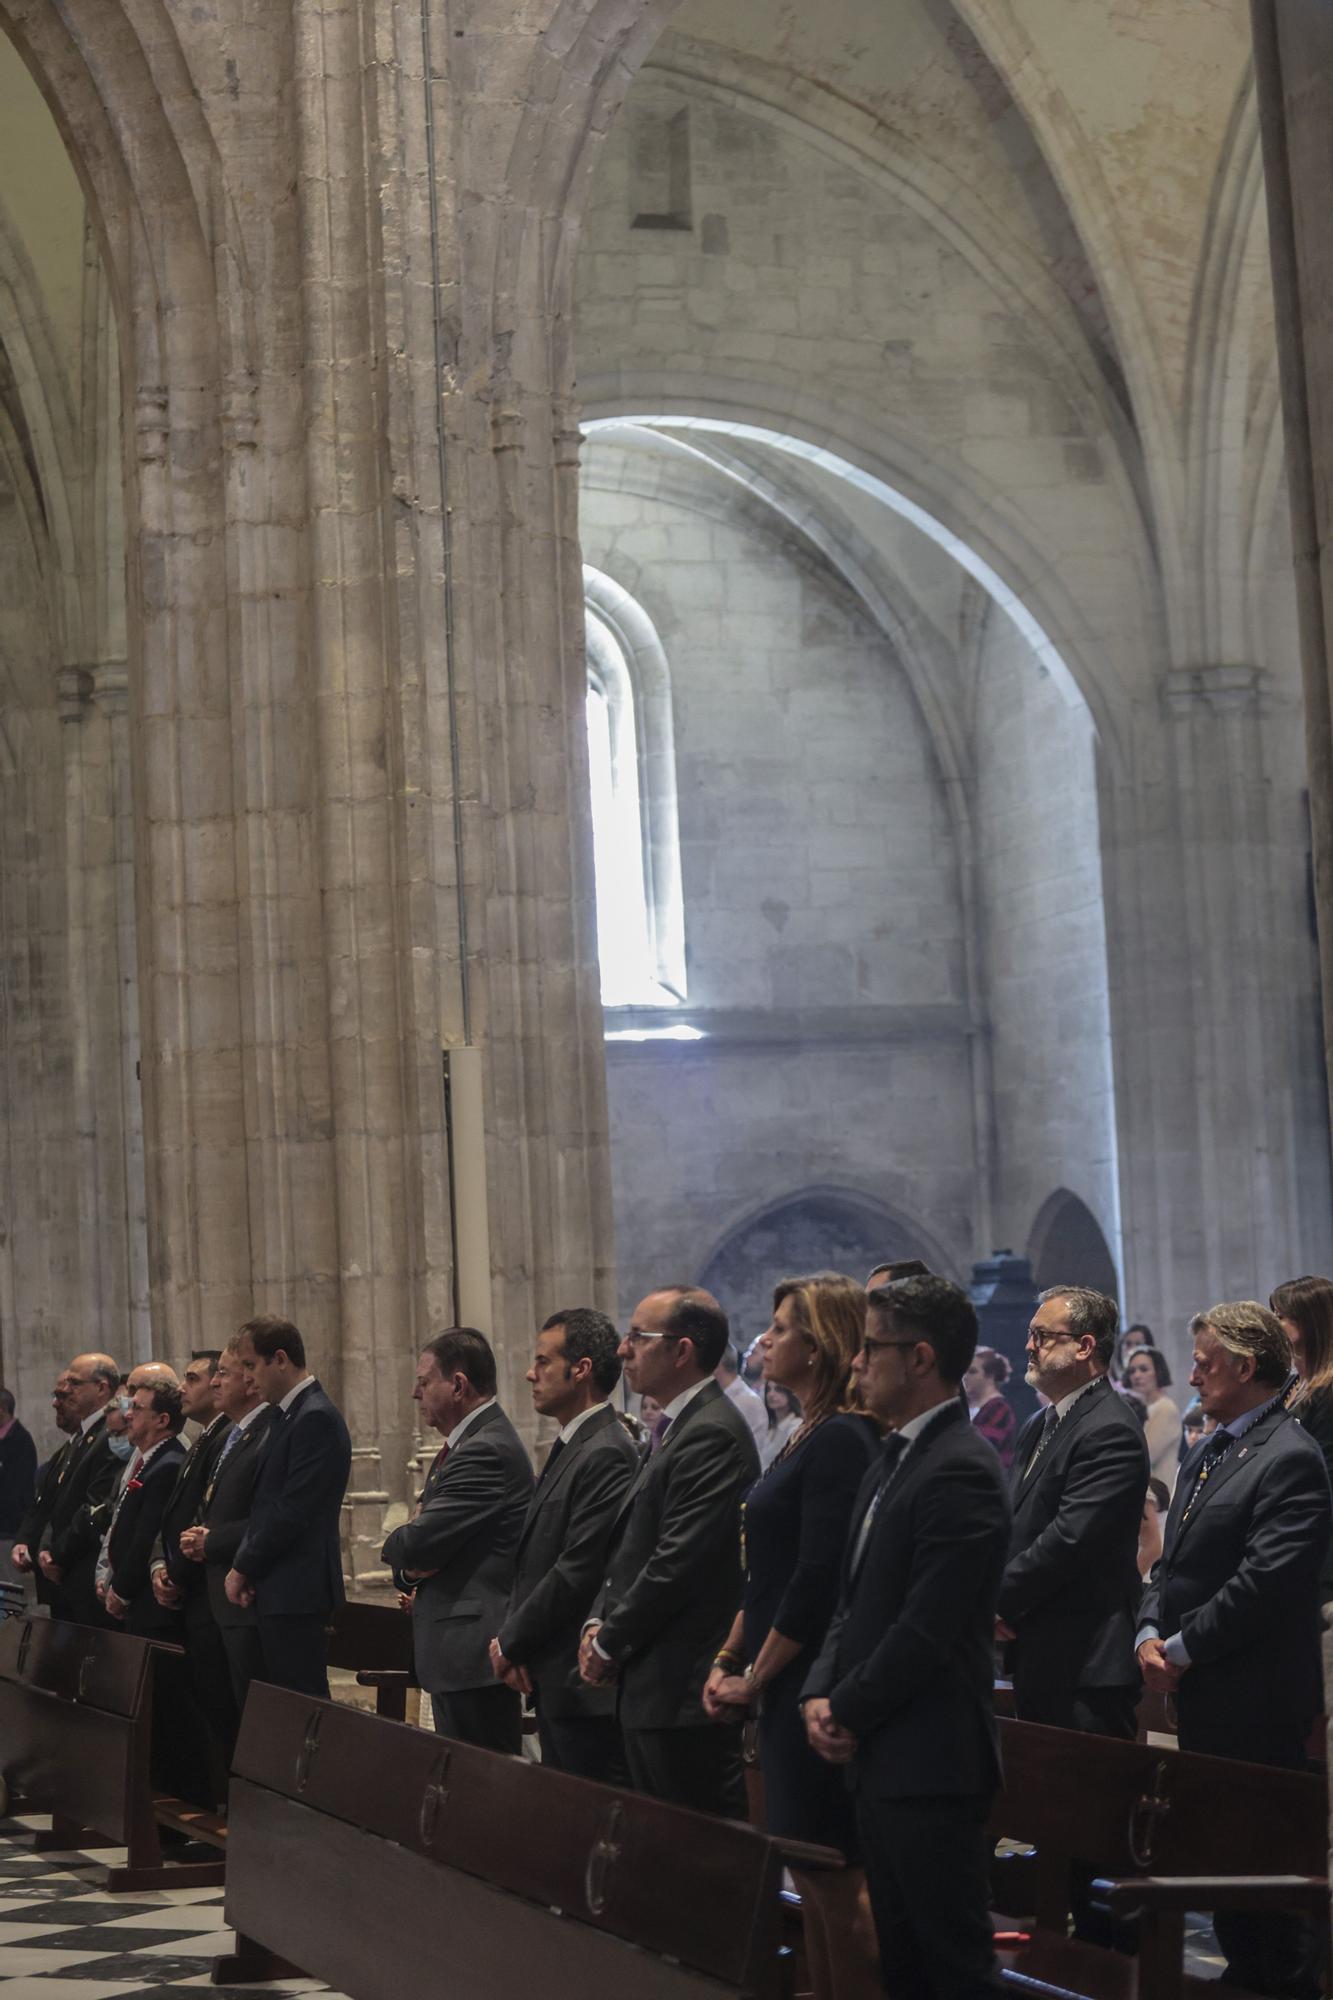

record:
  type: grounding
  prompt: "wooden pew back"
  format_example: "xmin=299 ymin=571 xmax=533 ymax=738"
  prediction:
xmin=225 ymin=1684 xmax=788 ymax=1998
xmin=992 ymin=1717 xmax=1326 ymax=1932
xmin=0 ymin=1615 xmax=148 ymax=1846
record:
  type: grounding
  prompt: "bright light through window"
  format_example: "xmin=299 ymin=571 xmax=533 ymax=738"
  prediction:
xmin=586 ymin=679 xmax=664 ymax=1006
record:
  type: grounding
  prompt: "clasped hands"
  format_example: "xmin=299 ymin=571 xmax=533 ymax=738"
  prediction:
xmin=1136 ymin=1636 xmax=1186 ymax=1693
xmin=803 ymin=1697 xmax=857 ymax=1765
xmin=487 ymin=1637 xmax=533 ymax=1696
xmin=225 ymin=1567 xmax=256 ymax=1608
xmin=701 ymin=1666 xmax=751 ymax=1721
xmin=577 ymin=1622 xmax=617 ymax=1686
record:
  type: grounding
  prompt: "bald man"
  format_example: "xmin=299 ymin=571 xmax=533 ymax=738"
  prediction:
xmin=41 ymin=1353 xmax=121 ymax=1625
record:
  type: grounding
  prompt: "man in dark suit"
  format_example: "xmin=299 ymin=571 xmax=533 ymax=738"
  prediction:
xmin=11 ymin=1374 xmax=79 ymax=1606
xmin=103 ymin=1380 xmax=189 ymax=1634
xmin=999 ymin=1285 xmax=1148 ymax=1737
xmin=490 ymin=1308 xmax=638 ymax=1781
xmin=41 ymin=1353 xmax=121 ymax=1624
xmin=579 ymin=1287 xmax=760 ymax=1817
xmin=1139 ymin=1299 xmax=1330 ymax=1998
xmin=802 ymin=1276 xmax=1011 ymax=2000
xmin=146 ymin=1352 xmax=229 ymax=1800
xmin=0 ymin=1388 xmax=39 ymax=1587
xmin=227 ymin=1317 xmax=352 ymax=1699
xmin=382 ymin=1327 xmax=534 ymax=1753
xmin=187 ymin=1339 xmax=276 ymax=1738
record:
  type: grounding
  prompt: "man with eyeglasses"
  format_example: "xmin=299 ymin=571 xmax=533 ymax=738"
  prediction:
xmin=578 ymin=1287 xmax=760 ymax=1817
xmin=997 ymin=1286 xmax=1147 ymax=1741
xmin=800 ymin=1275 xmax=1010 ymax=2000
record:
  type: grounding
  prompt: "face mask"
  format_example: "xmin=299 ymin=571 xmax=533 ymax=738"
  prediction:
xmin=108 ymin=1432 xmax=135 ymax=1461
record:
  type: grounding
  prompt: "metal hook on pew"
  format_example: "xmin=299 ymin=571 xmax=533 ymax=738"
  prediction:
xmin=584 ymin=1800 xmax=624 ymax=1918
xmin=295 ymin=1710 xmax=324 ymax=1793
xmin=76 ymin=1651 xmax=96 ymax=1702
xmin=418 ymin=1749 xmax=452 ymax=1847
xmin=1128 ymin=1758 xmax=1172 ymax=1868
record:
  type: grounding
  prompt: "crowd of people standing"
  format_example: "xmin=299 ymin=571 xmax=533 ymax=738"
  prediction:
xmin=3 ymin=1265 xmax=1333 ymax=2000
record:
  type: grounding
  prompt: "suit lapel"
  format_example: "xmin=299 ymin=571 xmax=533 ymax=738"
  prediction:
xmin=1169 ymin=1406 xmax=1285 ymax=1545
xmin=1011 ymin=1379 xmax=1110 ymax=1513
xmin=519 ymin=1407 xmax=612 ymax=1545
xmin=612 ymin=1382 xmax=721 ymax=1524
xmin=849 ymin=1401 xmax=964 ymax=1585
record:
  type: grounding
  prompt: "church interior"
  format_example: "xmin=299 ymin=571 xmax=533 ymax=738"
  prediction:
xmin=2 ymin=0 xmax=1333 ymax=1994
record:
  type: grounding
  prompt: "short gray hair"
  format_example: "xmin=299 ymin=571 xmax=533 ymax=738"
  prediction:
xmin=1038 ymin=1285 xmax=1118 ymax=1369
xmin=1190 ymin=1301 xmax=1292 ymax=1388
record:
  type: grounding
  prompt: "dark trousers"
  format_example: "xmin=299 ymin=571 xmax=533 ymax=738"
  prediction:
xmin=1178 ymin=1714 xmax=1319 ymax=1999
xmin=623 ymin=1724 xmax=745 ymax=1819
xmin=537 ymin=1707 xmax=625 ymax=1787
xmin=1012 ymin=1682 xmax=1137 ymax=1739
xmin=431 ymin=1685 xmax=522 ymax=1755
xmin=183 ymin=1587 xmax=238 ymax=1801
xmin=1013 ymin=1681 xmax=1138 ymax=1948
xmin=257 ymin=1612 xmax=331 ymax=1700
xmin=220 ymin=1622 xmax=266 ymax=1721
xmin=146 ymin=1645 xmax=218 ymax=1810
xmin=856 ymin=1792 xmax=1002 ymax=2000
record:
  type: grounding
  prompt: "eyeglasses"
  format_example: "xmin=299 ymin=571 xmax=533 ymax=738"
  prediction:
xmin=625 ymin=1329 xmax=682 ymax=1347
xmin=860 ymin=1336 xmax=922 ymax=1358
xmin=1026 ymin=1328 xmax=1075 ymax=1351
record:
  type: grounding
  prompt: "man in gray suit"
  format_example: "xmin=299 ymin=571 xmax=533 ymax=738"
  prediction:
xmin=382 ymin=1328 xmax=534 ymax=1754
xmin=580 ymin=1287 xmax=760 ymax=1816
xmin=490 ymin=1308 xmax=639 ymax=1783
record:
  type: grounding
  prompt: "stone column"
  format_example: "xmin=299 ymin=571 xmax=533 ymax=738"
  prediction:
xmin=1251 ymin=0 xmax=1333 ymax=1142
xmin=1102 ymin=664 xmax=1333 ymax=1361
xmin=59 ymin=661 xmax=149 ymax=1364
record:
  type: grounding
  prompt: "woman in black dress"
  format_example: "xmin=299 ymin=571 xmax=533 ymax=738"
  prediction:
xmin=1271 ymin=1274 xmax=1333 ymax=1604
xmin=703 ymin=1270 xmax=880 ymax=2000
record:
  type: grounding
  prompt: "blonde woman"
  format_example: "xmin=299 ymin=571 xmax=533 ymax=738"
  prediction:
xmin=703 ymin=1272 xmax=880 ymax=2000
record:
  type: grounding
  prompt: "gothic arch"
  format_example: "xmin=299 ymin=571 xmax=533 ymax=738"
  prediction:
xmin=1027 ymin=1188 xmax=1119 ymax=1301
xmin=582 ymin=396 xmax=1129 ymax=775
xmin=696 ymin=1185 xmax=958 ymax=1351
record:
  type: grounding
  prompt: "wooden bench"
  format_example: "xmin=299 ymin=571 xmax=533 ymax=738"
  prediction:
xmin=993 ymin=1680 xmax=1327 ymax=1764
xmin=216 ymin=1682 xmax=841 ymax=1996
xmin=990 ymin=1716 xmax=1329 ymax=2000
xmin=327 ymin=1598 xmax=418 ymax=1720
xmin=0 ymin=1614 xmax=226 ymax=1890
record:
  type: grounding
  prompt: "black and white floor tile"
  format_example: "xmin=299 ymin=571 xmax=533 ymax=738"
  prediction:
xmin=0 ymin=1820 xmax=347 ymax=2000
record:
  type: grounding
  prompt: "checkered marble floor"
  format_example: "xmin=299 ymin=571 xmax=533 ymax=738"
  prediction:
xmin=0 ymin=1819 xmax=347 ymax=2000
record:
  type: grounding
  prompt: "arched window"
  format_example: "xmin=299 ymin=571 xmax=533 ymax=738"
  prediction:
xmin=583 ymin=568 xmax=685 ymax=1009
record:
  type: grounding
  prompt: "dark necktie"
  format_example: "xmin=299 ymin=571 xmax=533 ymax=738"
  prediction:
xmin=1024 ymin=1405 xmax=1060 ymax=1478
xmin=539 ymin=1437 xmax=566 ymax=1484
xmin=849 ymin=1432 xmax=910 ymax=1575
xmin=1181 ymin=1429 xmax=1235 ymax=1521
xmin=649 ymin=1414 xmax=671 ymax=1455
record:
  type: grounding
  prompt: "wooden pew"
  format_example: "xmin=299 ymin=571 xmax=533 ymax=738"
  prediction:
xmin=0 ymin=1614 xmax=225 ymax=1890
xmin=990 ymin=1716 xmax=1328 ymax=2000
xmin=993 ymin=1679 xmax=1327 ymax=1764
xmin=216 ymin=1682 xmax=841 ymax=1996
xmin=327 ymin=1598 xmax=417 ymax=1720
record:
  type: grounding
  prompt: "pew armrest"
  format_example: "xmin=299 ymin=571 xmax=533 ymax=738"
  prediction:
xmin=1098 ymin=1875 xmax=1330 ymax=1916
xmin=771 ymin=1837 xmax=845 ymax=1872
